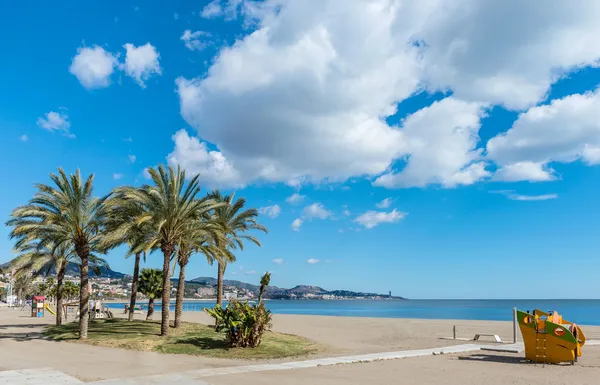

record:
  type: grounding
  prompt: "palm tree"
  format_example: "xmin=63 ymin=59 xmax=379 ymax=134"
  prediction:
xmin=9 ymin=242 xmax=108 ymax=326
xmin=208 ymin=191 xmax=268 ymax=306
xmin=102 ymin=204 xmax=150 ymax=322
xmin=172 ymin=218 xmax=232 ymax=328
xmin=138 ymin=268 xmax=163 ymax=321
xmin=258 ymin=272 xmax=271 ymax=304
xmin=104 ymin=165 xmax=222 ymax=336
xmin=7 ymin=168 xmax=109 ymax=339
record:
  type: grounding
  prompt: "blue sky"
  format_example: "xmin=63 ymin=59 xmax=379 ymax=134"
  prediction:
xmin=3 ymin=1 xmax=600 ymax=299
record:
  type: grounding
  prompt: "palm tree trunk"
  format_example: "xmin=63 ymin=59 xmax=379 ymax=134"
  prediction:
xmin=56 ymin=265 xmax=66 ymax=326
xmin=160 ymin=245 xmax=173 ymax=336
xmin=174 ymin=259 xmax=187 ymax=328
xmin=216 ymin=261 xmax=225 ymax=306
xmin=78 ymin=249 xmax=90 ymax=340
xmin=146 ymin=297 xmax=154 ymax=321
xmin=128 ymin=252 xmax=141 ymax=322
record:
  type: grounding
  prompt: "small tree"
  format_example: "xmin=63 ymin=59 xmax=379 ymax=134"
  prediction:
xmin=258 ymin=272 xmax=271 ymax=304
xmin=138 ymin=268 xmax=163 ymax=321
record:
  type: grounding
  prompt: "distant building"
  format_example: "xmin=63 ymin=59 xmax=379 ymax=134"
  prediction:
xmin=389 ymin=291 xmax=391 ymax=297
xmin=224 ymin=291 xmax=237 ymax=300
xmin=196 ymin=286 xmax=216 ymax=297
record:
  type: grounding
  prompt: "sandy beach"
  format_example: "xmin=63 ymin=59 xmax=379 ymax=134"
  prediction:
xmin=1 ymin=307 xmax=600 ymax=383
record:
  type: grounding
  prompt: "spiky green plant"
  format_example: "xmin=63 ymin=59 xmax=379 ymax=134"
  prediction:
xmin=208 ymin=191 xmax=268 ymax=306
xmin=6 ymin=168 xmax=109 ymax=339
xmin=103 ymin=165 xmax=223 ymax=336
xmin=138 ymin=268 xmax=163 ymax=321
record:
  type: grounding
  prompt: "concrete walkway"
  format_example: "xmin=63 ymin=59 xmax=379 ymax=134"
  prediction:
xmin=4 ymin=340 xmax=597 ymax=385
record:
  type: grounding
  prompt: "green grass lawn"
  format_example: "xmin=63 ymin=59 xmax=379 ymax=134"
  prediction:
xmin=45 ymin=318 xmax=321 ymax=359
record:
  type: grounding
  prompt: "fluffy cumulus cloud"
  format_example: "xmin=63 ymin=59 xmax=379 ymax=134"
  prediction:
xmin=181 ymin=30 xmax=210 ymax=51
xmin=69 ymin=45 xmax=118 ymax=89
xmin=488 ymin=89 xmax=600 ymax=181
xmin=291 ymin=218 xmax=303 ymax=231
xmin=37 ymin=110 xmax=74 ymax=138
xmin=272 ymin=258 xmax=284 ymax=264
xmin=123 ymin=43 xmax=162 ymax=87
xmin=167 ymin=129 xmax=241 ymax=187
xmin=306 ymin=258 xmax=320 ymax=264
xmin=376 ymin=198 xmax=393 ymax=209
xmin=355 ymin=209 xmax=407 ymax=229
xmin=259 ymin=204 xmax=281 ymax=218
xmin=303 ymin=203 xmax=331 ymax=219
xmin=171 ymin=0 xmax=600 ymax=188
xmin=285 ymin=193 xmax=305 ymax=205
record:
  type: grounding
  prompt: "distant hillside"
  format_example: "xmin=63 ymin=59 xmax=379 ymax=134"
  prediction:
xmin=1 ymin=260 xmax=125 ymax=278
xmin=189 ymin=276 xmax=404 ymax=299
xmin=287 ymin=285 xmax=327 ymax=294
xmin=189 ymin=276 xmax=284 ymax=293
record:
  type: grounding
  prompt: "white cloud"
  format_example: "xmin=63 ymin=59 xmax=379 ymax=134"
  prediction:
xmin=373 ymin=98 xmax=489 ymax=188
xmin=142 ymin=168 xmax=152 ymax=179
xmin=491 ymin=190 xmax=558 ymax=201
xmin=306 ymin=258 xmax=320 ymax=264
xmin=510 ymin=194 xmax=558 ymax=201
xmin=355 ymin=209 xmax=407 ymax=229
xmin=113 ymin=173 xmax=124 ymax=180
xmin=272 ymin=258 xmax=284 ymax=264
xmin=172 ymin=0 xmax=600 ymax=188
xmin=19 ymin=135 xmax=28 ymax=142
xmin=259 ymin=204 xmax=281 ymax=218
xmin=37 ymin=111 xmax=74 ymax=138
xmin=201 ymin=0 xmax=223 ymax=18
xmin=70 ymin=45 xmax=118 ymax=89
xmin=291 ymin=218 xmax=303 ymax=231
xmin=128 ymin=155 xmax=137 ymax=164
xmin=493 ymin=162 xmax=556 ymax=183
xmin=285 ymin=193 xmax=305 ymax=205
xmin=342 ymin=209 xmax=351 ymax=216
xmin=167 ymin=129 xmax=241 ymax=188
xmin=123 ymin=43 xmax=162 ymax=87
xmin=487 ymin=89 xmax=600 ymax=181
xmin=245 ymin=270 xmax=257 ymax=275
xmin=376 ymin=198 xmax=393 ymax=209
xmin=181 ymin=30 xmax=210 ymax=51
xmin=303 ymin=203 xmax=331 ymax=220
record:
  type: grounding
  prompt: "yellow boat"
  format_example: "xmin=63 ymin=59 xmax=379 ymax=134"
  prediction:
xmin=516 ymin=309 xmax=586 ymax=364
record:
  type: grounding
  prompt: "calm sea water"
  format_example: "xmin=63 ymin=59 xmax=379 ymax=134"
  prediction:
xmin=106 ymin=299 xmax=600 ymax=325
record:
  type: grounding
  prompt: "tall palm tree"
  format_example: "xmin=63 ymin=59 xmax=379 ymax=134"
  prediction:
xmin=102 ymin=204 xmax=150 ymax=322
xmin=7 ymin=168 xmax=109 ymax=339
xmin=208 ymin=191 xmax=268 ymax=306
xmin=138 ymin=268 xmax=163 ymax=321
xmin=104 ymin=165 xmax=222 ymax=336
xmin=172 ymin=219 xmax=233 ymax=328
xmin=8 ymin=242 xmax=107 ymax=326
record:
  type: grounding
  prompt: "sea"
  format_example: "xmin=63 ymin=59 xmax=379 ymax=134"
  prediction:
xmin=105 ymin=299 xmax=600 ymax=325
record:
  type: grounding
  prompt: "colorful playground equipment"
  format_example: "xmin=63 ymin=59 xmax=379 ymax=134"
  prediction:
xmin=516 ymin=309 xmax=586 ymax=364
xmin=31 ymin=296 xmax=46 ymax=318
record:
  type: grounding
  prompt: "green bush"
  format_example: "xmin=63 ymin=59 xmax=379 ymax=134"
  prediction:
xmin=205 ymin=300 xmax=272 ymax=348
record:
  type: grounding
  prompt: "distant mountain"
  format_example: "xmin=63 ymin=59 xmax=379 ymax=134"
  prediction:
xmin=189 ymin=276 xmax=284 ymax=293
xmin=1 ymin=260 xmax=125 ymax=278
xmin=287 ymin=285 xmax=327 ymax=294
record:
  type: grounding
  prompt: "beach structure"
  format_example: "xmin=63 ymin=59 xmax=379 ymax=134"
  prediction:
xmin=516 ymin=309 xmax=586 ymax=364
xmin=31 ymin=296 xmax=45 ymax=318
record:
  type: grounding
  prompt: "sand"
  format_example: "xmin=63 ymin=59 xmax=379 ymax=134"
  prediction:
xmin=2 ymin=306 xmax=600 ymax=383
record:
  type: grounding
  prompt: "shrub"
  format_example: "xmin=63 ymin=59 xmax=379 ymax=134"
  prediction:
xmin=205 ymin=271 xmax=273 ymax=348
xmin=205 ymin=300 xmax=272 ymax=348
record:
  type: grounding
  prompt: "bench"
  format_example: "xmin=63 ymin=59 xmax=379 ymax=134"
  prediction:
xmin=473 ymin=334 xmax=502 ymax=343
